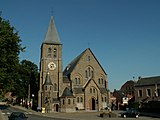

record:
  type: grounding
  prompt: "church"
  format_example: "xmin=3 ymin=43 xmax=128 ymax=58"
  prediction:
xmin=38 ymin=16 xmax=109 ymax=112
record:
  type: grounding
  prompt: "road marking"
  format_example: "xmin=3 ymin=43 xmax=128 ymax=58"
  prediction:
xmin=7 ymin=112 xmax=10 ymax=115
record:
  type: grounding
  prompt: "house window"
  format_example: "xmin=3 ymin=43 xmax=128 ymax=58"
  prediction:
xmin=146 ymin=88 xmax=151 ymax=97
xmin=157 ymin=88 xmax=160 ymax=96
xmin=138 ymin=90 xmax=143 ymax=97
xmin=48 ymin=48 xmax=51 ymax=57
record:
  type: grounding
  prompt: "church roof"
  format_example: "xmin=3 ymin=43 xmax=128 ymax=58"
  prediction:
xmin=73 ymin=88 xmax=84 ymax=94
xmin=61 ymin=87 xmax=74 ymax=98
xmin=43 ymin=16 xmax=61 ymax=45
xmin=43 ymin=72 xmax=53 ymax=85
xmin=63 ymin=48 xmax=107 ymax=76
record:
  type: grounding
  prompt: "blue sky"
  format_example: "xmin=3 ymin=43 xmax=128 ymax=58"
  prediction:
xmin=1 ymin=0 xmax=160 ymax=91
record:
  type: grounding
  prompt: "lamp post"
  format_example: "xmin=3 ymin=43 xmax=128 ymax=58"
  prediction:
xmin=32 ymin=94 xmax=35 ymax=110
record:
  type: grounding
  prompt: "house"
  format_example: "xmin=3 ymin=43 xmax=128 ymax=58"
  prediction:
xmin=134 ymin=76 xmax=160 ymax=103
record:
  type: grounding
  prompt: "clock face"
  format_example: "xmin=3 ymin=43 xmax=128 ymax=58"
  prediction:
xmin=48 ymin=62 xmax=56 ymax=70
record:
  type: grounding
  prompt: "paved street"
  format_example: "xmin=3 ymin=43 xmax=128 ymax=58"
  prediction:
xmin=0 ymin=105 xmax=160 ymax=120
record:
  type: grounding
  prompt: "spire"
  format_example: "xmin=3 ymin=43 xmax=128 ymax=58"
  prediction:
xmin=43 ymin=16 xmax=61 ymax=44
xmin=43 ymin=72 xmax=53 ymax=85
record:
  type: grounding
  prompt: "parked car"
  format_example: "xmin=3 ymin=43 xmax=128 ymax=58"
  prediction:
xmin=121 ymin=108 xmax=139 ymax=118
xmin=8 ymin=112 xmax=28 ymax=120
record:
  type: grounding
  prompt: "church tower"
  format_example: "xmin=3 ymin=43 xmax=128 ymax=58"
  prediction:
xmin=38 ymin=16 xmax=63 ymax=112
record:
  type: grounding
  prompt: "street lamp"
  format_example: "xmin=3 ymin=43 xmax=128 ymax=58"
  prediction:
xmin=32 ymin=94 xmax=35 ymax=110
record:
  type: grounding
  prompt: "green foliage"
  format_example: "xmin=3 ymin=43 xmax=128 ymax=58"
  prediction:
xmin=0 ymin=17 xmax=26 ymax=97
xmin=0 ymin=17 xmax=39 ymax=101
xmin=18 ymin=60 xmax=38 ymax=98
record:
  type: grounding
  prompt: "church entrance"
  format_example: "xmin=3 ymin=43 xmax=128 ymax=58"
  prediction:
xmin=89 ymin=97 xmax=96 ymax=110
xmin=54 ymin=104 xmax=59 ymax=112
xmin=92 ymin=98 xmax=96 ymax=110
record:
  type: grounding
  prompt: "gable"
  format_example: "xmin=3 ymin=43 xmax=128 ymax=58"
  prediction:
xmin=63 ymin=48 xmax=107 ymax=76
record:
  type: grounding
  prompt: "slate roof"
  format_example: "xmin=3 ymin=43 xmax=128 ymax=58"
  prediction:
xmin=63 ymin=48 xmax=107 ymax=76
xmin=61 ymin=87 xmax=74 ymax=98
xmin=135 ymin=76 xmax=160 ymax=87
xmin=63 ymin=49 xmax=85 ymax=76
xmin=43 ymin=72 xmax=53 ymax=85
xmin=43 ymin=16 xmax=61 ymax=45
xmin=73 ymin=88 xmax=84 ymax=94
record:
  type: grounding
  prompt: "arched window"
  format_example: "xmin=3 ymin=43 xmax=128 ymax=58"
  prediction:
xmin=45 ymin=86 xmax=47 ymax=90
xmin=75 ymin=78 xmax=77 ymax=84
xmin=77 ymin=97 xmax=79 ymax=103
xmin=93 ymin=88 xmax=95 ymax=93
xmin=48 ymin=48 xmax=51 ymax=57
xmin=91 ymin=71 xmax=94 ymax=78
xmin=62 ymin=99 xmax=65 ymax=105
xmin=85 ymin=70 xmax=87 ymax=78
xmin=68 ymin=99 xmax=71 ymax=104
xmin=85 ymin=66 xmax=94 ymax=79
xmin=98 ymin=78 xmax=101 ymax=84
xmin=105 ymin=97 xmax=107 ymax=102
xmin=53 ymin=48 xmax=57 ymax=58
xmin=75 ymin=76 xmax=81 ymax=85
xmin=101 ymin=78 xmax=104 ymax=84
xmin=78 ymin=78 xmax=80 ymax=84
xmin=88 ymin=67 xmax=91 ymax=77
xmin=80 ymin=97 xmax=83 ymax=103
xmin=90 ymin=88 xmax=92 ymax=93
xmin=102 ymin=97 xmax=104 ymax=102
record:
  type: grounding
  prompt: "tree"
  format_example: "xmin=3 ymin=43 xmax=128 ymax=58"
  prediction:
xmin=0 ymin=16 xmax=25 ymax=97
xmin=18 ymin=60 xmax=38 ymax=101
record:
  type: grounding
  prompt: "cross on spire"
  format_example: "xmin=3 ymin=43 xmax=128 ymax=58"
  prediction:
xmin=51 ymin=8 xmax=54 ymax=16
